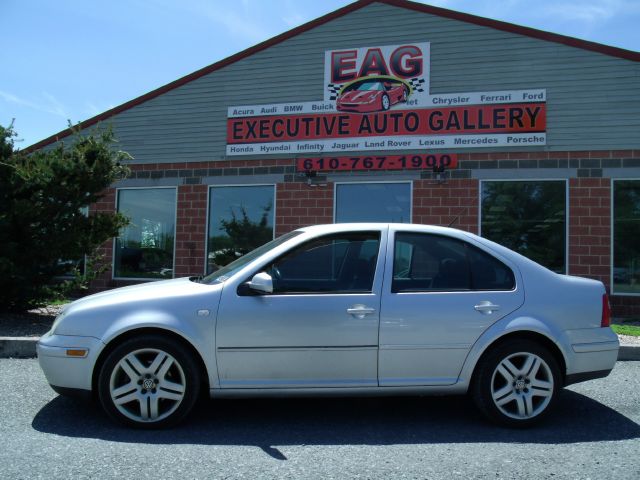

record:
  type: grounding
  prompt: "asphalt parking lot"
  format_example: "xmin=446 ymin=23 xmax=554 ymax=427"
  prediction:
xmin=1 ymin=359 xmax=639 ymax=479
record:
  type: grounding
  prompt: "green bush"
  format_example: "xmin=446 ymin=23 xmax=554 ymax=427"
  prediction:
xmin=0 ymin=123 xmax=130 ymax=311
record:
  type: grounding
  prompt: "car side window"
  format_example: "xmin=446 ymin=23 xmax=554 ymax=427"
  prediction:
xmin=392 ymin=233 xmax=515 ymax=293
xmin=467 ymin=244 xmax=516 ymax=290
xmin=393 ymin=233 xmax=470 ymax=292
xmin=267 ymin=232 xmax=380 ymax=294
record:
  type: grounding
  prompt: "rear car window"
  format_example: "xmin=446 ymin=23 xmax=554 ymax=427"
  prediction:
xmin=392 ymin=232 xmax=515 ymax=293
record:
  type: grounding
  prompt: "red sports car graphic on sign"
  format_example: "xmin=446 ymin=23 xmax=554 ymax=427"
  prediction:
xmin=336 ymin=76 xmax=411 ymax=113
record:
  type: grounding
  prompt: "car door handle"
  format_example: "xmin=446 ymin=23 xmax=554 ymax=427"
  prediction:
xmin=347 ymin=305 xmax=376 ymax=318
xmin=474 ymin=302 xmax=500 ymax=314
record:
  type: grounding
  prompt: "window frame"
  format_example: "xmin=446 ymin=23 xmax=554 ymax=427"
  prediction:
xmin=391 ymin=232 xmax=516 ymax=294
xmin=478 ymin=178 xmax=569 ymax=275
xmin=611 ymin=178 xmax=640 ymax=297
xmin=204 ymin=183 xmax=276 ymax=275
xmin=246 ymin=231 xmax=382 ymax=296
xmin=333 ymin=180 xmax=413 ymax=224
xmin=113 ymin=186 xmax=178 ymax=281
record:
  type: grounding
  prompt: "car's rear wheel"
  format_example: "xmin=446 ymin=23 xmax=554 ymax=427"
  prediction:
xmin=472 ymin=339 xmax=560 ymax=427
xmin=98 ymin=334 xmax=200 ymax=428
xmin=381 ymin=94 xmax=390 ymax=110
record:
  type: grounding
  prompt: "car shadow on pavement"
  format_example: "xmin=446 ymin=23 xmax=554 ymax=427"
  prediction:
xmin=32 ymin=390 xmax=640 ymax=459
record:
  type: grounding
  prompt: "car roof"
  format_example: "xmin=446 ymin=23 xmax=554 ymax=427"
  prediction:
xmin=294 ymin=223 xmax=551 ymax=275
xmin=297 ymin=222 xmax=472 ymax=237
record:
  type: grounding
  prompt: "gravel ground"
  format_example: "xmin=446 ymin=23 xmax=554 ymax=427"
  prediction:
xmin=619 ymin=334 xmax=640 ymax=345
xmin=0 ymin=305 xmax=64 ymax=337
xmin=0 ymin=359 xmax=638 ymax=479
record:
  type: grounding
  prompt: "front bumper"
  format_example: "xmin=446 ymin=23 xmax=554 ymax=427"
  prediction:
xmin=336 ymin=102 xmax=378 ymax=113
xmin=37 ymin=334 xmax=105 ymax=393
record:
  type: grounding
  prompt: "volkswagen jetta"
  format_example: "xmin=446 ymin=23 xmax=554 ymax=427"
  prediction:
xmin=38 ymin=224 xmax=619 ymax=428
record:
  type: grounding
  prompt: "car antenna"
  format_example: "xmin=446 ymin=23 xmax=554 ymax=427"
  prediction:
xmin=447 ymin=207 xmax=467 ymax=227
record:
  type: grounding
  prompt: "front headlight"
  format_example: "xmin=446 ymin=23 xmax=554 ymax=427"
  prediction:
xmin=49 ymin=310 xmax=68 ymax=336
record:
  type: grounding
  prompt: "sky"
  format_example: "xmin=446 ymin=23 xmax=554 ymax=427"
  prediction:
xmin=1 ymin=0 xmax=639 ymax=149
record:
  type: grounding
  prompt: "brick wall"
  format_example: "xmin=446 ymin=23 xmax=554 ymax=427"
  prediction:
xmin=611 ymin=296 xmax=640 ymax=318
xmin=568 ymin=178 xmax=611 ymax=289
xmin=174 ymin=184 xmax=208 ymax=277
xmin=412 ymin=178 xmax=479 ymax=233
xmin=275 ymin=182 xmax=334 ymax=236
xmin=88 ymin=187 xmax=116 ymax=291
xmin=83 ymin=150 xmax=640 ymax=317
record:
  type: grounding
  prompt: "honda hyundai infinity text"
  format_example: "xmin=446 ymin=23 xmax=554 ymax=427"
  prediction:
xmin=38 ymin=224 xmax=619 ymax=428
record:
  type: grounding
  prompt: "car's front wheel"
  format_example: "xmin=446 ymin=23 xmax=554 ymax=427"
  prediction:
xmin=472 ymin=339 xmax=560 ymax=427
xmin=97 ymin=334 xmax=200 ymax=428
xmin=381 ymin=94 xmax=390 ymax=110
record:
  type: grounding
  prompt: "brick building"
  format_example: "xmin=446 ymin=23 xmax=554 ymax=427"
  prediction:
xmin=29 ymin=0 xmax=640 ymax=315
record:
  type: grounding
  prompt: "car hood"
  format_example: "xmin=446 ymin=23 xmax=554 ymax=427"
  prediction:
xmin=60 ymin=277 xmax=211 ymax=317
xmin=53 ymin=276 xmax=223 ymax=338
xmin=340 ymin=90 xmax=380 ymax=103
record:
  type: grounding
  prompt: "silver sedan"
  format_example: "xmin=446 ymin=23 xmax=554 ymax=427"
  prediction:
xmin=37 ymin=224 xmax=619 ymax=428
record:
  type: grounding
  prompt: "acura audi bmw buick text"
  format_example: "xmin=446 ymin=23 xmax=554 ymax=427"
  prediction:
xmin=37 ymin=224 xmax=619 ymax=428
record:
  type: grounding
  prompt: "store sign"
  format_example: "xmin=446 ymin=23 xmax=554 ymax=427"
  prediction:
xmin=226 ymin=42 xmax=547 ymax=156
xmin=296 ymin=153 xmax=457 ymax=172
xmin=323 ymin=43 xmax=430 ymax=105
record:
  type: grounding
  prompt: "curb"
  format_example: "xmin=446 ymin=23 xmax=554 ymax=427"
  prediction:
xmin=619 ymin=344 xmax=640 ymax=361
xmin=1 ymin=336 xmax=639 ymax=361
xmin=0 ymin=337 xmax=39 ymax=359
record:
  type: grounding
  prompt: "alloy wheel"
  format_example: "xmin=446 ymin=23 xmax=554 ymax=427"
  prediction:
xmin=490 ymin=351 xmax=554 ymax=420
xmin=109 ymin=348 xmax=186 ymax=423
xmin=382 ymin=94 xmax=390 ymax=110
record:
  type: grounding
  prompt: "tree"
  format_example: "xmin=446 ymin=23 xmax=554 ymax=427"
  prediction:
xmin=208 ymin=205 xmax=273 ymax=270
xmin=0 ymin=123 xmax=130 ymax=311
xmin=481 ymin=181 xmax=565 ymax=273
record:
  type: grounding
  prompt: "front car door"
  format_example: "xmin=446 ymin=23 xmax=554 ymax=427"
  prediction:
xmin=378 ymin=227 xmax=524 ymax=386
xmin=215 ymin=227 xmax=387 ymax=388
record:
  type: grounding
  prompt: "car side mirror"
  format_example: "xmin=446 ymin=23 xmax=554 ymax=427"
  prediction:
xmin=247 ymin=271 xmax=273 ymax=294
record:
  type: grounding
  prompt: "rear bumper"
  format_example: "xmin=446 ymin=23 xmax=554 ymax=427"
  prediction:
xmin=37 ymin=334 xmax=104 ymax=392
xmin=564 ymin=328 xmax=619 ymax=383
xmin=571 ymin=340 xmax=619 ymax=353
xmin=565 ymin=368 xmax=613 ymax=386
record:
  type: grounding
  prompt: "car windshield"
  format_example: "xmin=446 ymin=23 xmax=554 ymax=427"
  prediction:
xmin=354 ymin=81 xmax=383 ymax=91
xmin=200 ymin=230 xmax=302 ymax=284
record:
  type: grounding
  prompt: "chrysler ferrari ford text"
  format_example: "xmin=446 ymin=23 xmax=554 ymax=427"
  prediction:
xmin=38 ymin=224 xmax=619 ymax=428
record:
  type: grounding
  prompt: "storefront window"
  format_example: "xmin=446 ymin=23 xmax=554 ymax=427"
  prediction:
xmin=481 ymin=181 xmax=566 ymax=273
xmin=613 ymin=180 xmax=640 ymax=294
xmin=335 ymin=182 xmax=411 ymax=223
xmin=114 ymin=188 xmax=176 ymax=279
xmin=207 ymin=185 xmax=275 ymax=274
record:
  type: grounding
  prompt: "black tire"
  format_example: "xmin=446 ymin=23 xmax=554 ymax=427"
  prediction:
xmin=98 ymin=334 xmax=201 ymax=429
xmin=381 ymin=94 xmax=390 ymax=110
xmin=471 ymin=339 xmax=561 ymax=428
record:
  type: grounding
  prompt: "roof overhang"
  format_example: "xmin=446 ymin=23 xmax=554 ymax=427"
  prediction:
xmin=24 ymin=0 xmax=640 ymax=153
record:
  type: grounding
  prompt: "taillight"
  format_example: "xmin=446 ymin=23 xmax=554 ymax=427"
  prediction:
xmin=601 ymin=293 xmax=611 ymax=328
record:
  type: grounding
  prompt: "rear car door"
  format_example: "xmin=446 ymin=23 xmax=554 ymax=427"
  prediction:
xmin=378 ymin=228 xmax=524 ymax=386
